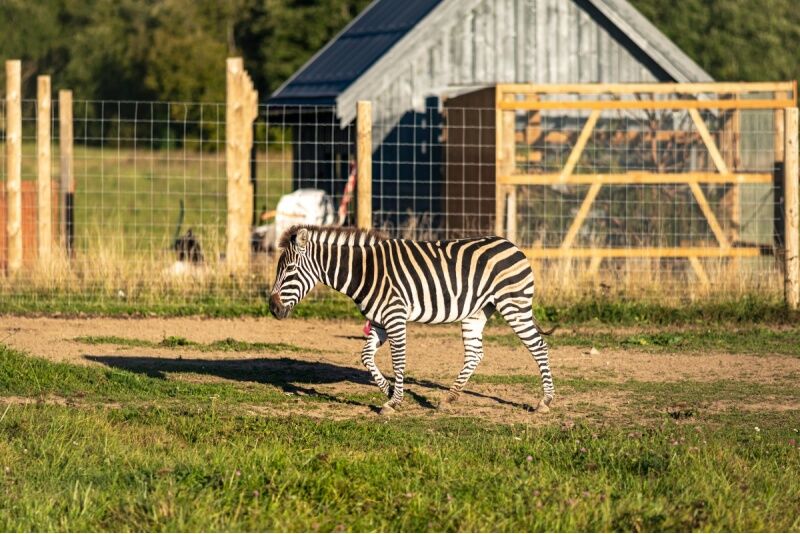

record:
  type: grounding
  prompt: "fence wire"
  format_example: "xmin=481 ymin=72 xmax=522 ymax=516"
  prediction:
xmin=0 ymin=97 xmax=791 ymax=308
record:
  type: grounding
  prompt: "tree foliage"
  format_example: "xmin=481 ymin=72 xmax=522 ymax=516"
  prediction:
xmin=0 ymin=0 xmax=797 ymax=102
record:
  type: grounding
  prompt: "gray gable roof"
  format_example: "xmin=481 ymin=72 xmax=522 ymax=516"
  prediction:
xmin=269 ymin=0 xmax=442 ymax=105
xmin=269 ymin=0 xmax=712 ymax=119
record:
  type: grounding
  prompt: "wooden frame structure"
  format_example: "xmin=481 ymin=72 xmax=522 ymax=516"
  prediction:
xmin=225 ymin=58 xmax=258 ymax=271
xmin=5 ymin=60 xmax=22 ymax=275
xmin=493 ymin=82 xmax=798 ymax=284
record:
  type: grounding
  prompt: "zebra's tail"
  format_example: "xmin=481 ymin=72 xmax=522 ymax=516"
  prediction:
xmin=531 ymin=312 xmax=557 ymax=336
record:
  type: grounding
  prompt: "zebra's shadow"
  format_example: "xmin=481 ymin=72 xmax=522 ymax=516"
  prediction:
xmin=84 ymin=354 xmax=534 ymax=412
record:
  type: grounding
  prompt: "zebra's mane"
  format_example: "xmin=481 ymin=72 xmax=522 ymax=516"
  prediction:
xmin=278 ymin=225 xmax=388 ymax=249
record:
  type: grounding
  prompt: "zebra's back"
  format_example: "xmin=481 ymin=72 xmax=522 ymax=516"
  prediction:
xmin=377 ymin=235 xmax=534 ymax=324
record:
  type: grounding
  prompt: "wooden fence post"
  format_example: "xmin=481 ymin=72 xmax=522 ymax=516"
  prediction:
xmin=785 ymin=107 xmax=799 ymax=310
xmin=59 ymin=90 xmax=74 ymax=256
xmin=357 ymin=101 xmax=372 ymax=229
xmin=226 ymin=58 xmax=257 ymax=270
xmin=37 ymin=75 xmax=52 ymax=263
xmin=5 ymin=60 xmax=22 ymax=275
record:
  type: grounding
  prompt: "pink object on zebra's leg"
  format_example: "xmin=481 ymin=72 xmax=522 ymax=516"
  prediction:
xmin=363 ymin=320 xmax=371 ymax=336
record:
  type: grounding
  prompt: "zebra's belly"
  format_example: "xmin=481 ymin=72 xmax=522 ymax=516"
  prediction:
xmin=407 ymin=298 xmax=490 ymax=324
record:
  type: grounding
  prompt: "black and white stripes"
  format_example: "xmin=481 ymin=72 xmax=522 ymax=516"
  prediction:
xmin=269 ymin=226 xmax=555 ymax=414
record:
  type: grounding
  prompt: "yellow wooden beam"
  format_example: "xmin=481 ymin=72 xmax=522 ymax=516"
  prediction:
xmin=521 ymin=247 xmax=762 ymax=259
xmin=688 ymin=108 xmax=729 ymax=174
xmin=496 ymin=81 xmax=796 ymax=97
xmin=688 ymin=181 xmax=730 ymax=249
xmin=560 ymin=109 xmax=600 ymax=181
xmin=498 ymin=99 xmax=795 ymax=111
xmin=498 ymin=172 xmax=773 ymax=186
xmin=687 ymin=256 xmax=711 ymax=285
xmin=587 ymin=256 xmax=603 ymax=275
xmin=560 ymin=182 xmax=602 ymax=250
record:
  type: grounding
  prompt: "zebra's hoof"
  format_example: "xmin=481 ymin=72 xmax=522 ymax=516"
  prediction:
xmin=536 ymin=399 xmax=551 ymax=414
xmin=438 ymin=393 xmax=459 ymax=412
xmin=379 ymin=403 xmax=396 ymax=416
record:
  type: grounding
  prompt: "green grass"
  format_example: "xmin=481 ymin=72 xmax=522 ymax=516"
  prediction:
xmin=18 ymin=144 xmax=293 ymax=253
xmin=0 ymin=343 xmax=289 ymax=406
xmin=1 ymin=291 xmax=796 ymax=328
xmin=472 ymin=375 xmax=798 ymax=407
xmin=1 ymin=343 xmax=800 ymax=530
xmin=2 ymin=403 xmax=798 ymax=531
xmin=485 ymin=326 xmax=800 ymax=357
xmin=74 ymin=335 xmax=310 ymax=354
xmin=0 ymin=290 xmax=364 ymax=320
xmin=530 ymin=295 xmax=796 ymax=327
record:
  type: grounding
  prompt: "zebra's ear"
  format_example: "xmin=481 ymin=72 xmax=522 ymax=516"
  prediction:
xmin=295 ymin=228 xmax=309 ymax=248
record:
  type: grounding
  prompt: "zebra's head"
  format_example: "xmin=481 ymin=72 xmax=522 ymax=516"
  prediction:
xmin=269 ymin=227 xmax=316 ymax=319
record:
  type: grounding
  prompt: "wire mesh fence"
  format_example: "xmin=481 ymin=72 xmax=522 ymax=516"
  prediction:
xmin=0 ymin=80 xmax=797 ymax=309
xmin=0 ymin=100 xmax=350 ymax=307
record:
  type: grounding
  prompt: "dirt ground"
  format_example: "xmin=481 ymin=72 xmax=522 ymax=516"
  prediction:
xmin=2 ymin=316 xmax=799 ymax=422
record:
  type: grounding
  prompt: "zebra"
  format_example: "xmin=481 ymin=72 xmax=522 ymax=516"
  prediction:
xmin=269 ymin=225 xmax=555 ymax=415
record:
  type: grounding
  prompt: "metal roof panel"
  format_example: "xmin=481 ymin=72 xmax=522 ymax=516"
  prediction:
xmin=269 ymin=0 xmax=442 ymax=105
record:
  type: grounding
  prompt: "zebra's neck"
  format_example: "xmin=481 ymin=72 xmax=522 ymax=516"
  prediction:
xmin=307 ymin=227 xmax=383 ymax=299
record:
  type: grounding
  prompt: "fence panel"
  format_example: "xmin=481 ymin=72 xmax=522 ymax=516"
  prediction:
xmin=0 ymin=81 xmax=796 ymax=309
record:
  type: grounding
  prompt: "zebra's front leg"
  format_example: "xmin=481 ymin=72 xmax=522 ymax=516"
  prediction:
xmin=360 ymin=324 xmax=391 ymax=396
xmin=380 ymin=319 xmax=408 ymax=415
xmin=439 ymin=306 xmax=491 ymax=410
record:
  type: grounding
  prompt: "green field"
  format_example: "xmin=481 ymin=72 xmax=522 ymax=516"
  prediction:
xmin=17 ymin=143 xmax=294 ymax=253
xmin=1 ymin=323 xmax=799 ymax=531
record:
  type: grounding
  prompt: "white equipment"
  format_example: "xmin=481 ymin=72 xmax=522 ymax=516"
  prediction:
xmin=273 ymin=189 xmax=336 ymax=249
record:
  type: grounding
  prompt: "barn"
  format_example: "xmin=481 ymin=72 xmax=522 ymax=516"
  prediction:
xmin=267 ymin=0 xmax=712 ymax=235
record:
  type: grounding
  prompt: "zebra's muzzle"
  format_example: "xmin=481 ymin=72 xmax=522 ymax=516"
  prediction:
xmin=269 ymin=293 xmax=291 ymax=320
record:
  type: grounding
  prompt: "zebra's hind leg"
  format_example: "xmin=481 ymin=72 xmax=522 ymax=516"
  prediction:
xmin=498 ymin=298 xmax=555 ymax=413
xmin=380 ymin=318 xmax=408 ymax=415
xmin=439 ymin=305 xmax=494 ymax=411
xmin=360 ymin=324 xmax=391 ymax=397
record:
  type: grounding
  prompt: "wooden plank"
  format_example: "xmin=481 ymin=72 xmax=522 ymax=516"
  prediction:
xmin=775 ymin=109 xmax=785 ymax=162
xmin=688 ymin=181 xmax=730 ymax=249
xmin=587 ymin=255 xmax=602 ymax=275
xmin=495 ymin=187 xmax=506 ymax=238
xmin=521 ymin=247 xmax=762 ymax=259
xmin=498 ymin=99 xmax=796 ymax=111
xmin=495 ymin=100 xmax=515 ymax=236
xmin=506 ymin=186 xmax=517 ymax=243
xmin=687 ymin=256 xmax=710 ymax=286
xmin=785 ymin=107 xmax=799 ymax=310
xmin=37 ymin=75 xmax=52 ymax=263
xmin=357 ymin=100 xmax=373 ymax=229
xmin=496 ymin=81 xmax=797 ymax=96
xmin=59 ymin=90 xmax=74 ymax=255
xmin=560 ymin=182 xmax=602 ymax=250
xmin=500 ymin=106 xmax=516 ymax=239
xmin=225 ymin=57 xmax=253 ymax=270
xmin=498 ymin=172 xmax=773 ymax=186
xmin=5 ymin=60 xmax=22 ymax=274
xmin=688 ymin=108 xmax=728 ymax=174
xmin=560 ymin=109 xmax=600 ymax=180
xmin=243 ymin=72 xmax=258 ymax=229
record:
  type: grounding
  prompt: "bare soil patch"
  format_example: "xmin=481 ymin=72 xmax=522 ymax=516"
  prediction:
xmin=2 ymin=316 xmax=799 ymax=423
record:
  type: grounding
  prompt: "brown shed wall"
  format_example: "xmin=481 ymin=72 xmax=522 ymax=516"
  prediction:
xmin=443 ymin=87 xmax=497 ymax=238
